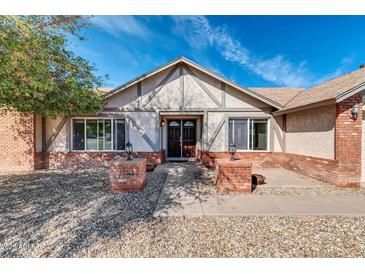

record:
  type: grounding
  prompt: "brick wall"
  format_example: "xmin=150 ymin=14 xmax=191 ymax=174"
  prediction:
xmin=215 ymin=159 xmax=252 ymax=192
xmin=44 ymin=150 xmax=165 ymax=169
xmin=335 ymin=94 xmax=363 ymax=187
xmin=199 ymin=151 xmax=344 ymax=187
xmin=109 ymin=158 xmax=147 ymax=192
xmin=0 ymin=109 xmax=36 ymax=172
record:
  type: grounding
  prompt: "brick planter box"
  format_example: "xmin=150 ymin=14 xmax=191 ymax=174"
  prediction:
xmin=215 ymin=159 xmax=253 ymax=193
xmin=109 ymin=157 xmax=146 ymax=192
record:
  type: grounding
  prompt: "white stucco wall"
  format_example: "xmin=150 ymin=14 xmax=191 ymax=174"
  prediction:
xmin=46 ymin=117 xmax=69 ymax=152
xmin=285 ymin=105 xmax=336 ymax=159
xmin=225 ymin=85 xmax=268 ymax=109
xmin=46 ymin=63 xmax=275 ymax=154
xmin=126 ymin=112 xmax=158 ymax=152
xmin=272 ymin=115 xmax=284 ymax=152
xmin=208 ymin=112 xmax=226 ymax=151
xmin=104 ymin=85 xmax=138 ymax=109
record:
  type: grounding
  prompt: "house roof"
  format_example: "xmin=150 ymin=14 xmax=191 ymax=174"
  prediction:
xmin=274 ymin=67 xmax=365 ymax=114
xmin=102 ymin=56 xmax=365 ymax=114
xmin=250 ymin=87 xmax=303 ymax=106
xmin=103 ymin=56 xmax=284 ymax=109
xmin=95 ymin=88 xmax=113 ymax=95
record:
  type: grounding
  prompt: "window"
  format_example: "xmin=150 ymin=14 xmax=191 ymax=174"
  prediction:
xmin=229 ymin=118 xmax=268 ymax=151
xmin=229 ymin=119 xmax=248 ymax=150
xmin=72 ymin=118 xmax=125 ymax=151
xmin=72 ymin=119 xmax=85 ymax=150
xmin=113 ymin=119 xmax=125 ymax=151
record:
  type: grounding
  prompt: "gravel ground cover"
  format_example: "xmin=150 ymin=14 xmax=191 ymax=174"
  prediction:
xmin=0 ymin=169 xmax=364 ymax=257
xmin=0 ymin=169 xmax=167 ymax=257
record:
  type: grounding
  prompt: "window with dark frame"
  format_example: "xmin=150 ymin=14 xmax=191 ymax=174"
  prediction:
xmin=229 ymin=118 xmax=268 ymax=151
xmin=72 ymin=118 xmax=126 ymax=151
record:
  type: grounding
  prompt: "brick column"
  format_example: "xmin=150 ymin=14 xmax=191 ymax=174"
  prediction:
xmin=335 ymin=94 xmax=362 ymax=187
xmin=215 ymin=159 xmax=253 ymax=192
xmin=0 ymin=109 xmax=36 ymax=172
xmin=109 ymin=157 xmax=147 ymax=192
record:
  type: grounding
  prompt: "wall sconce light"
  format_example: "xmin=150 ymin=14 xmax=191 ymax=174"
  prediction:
xmin=351 ymin=102 xmax=360 ymax=120
xmin=228 ymin=142 xmax=237 ymax=161
xmin=125 ymin=141 xmax=133 ymax=161
xmin=160 ymin=120 xmax=165 ymax=127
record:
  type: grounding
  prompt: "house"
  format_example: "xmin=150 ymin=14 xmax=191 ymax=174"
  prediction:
xmin=1 ymin=56 xmax=364 ymax=188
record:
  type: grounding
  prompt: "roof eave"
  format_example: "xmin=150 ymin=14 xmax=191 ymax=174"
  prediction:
xmin=272 ymin=98 xmax=336 ymax=116
xmin=335 ymin=82 xmax=365 ymax=103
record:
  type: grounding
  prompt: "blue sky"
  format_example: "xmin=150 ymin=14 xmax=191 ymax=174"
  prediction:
xmin=68 ymin=16 xmax=365 ymax=88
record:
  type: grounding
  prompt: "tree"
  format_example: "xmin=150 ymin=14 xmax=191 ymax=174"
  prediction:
xmin=0 ymin=16 xmax=105 ymax=118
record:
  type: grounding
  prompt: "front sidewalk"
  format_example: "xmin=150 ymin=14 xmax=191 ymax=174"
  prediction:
xmin=153 ymin=162 xmax=365 ymax=217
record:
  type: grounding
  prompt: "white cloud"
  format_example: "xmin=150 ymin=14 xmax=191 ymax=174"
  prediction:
xmin=172 ymin=16 xmax=310 ymax=87
xmin=92 ymin=16 xmax=151 ymax=39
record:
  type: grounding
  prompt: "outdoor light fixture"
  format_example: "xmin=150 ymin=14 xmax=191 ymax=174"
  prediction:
xmin=161 ymin=120 xmax=165 ymax=127
xmin=125 ymin=141 xmax=133 ymax=161
xmin=229 ymin=142 xmax=237 ymax=161
xmin=351 ymin=102 xmax=360 ymax=120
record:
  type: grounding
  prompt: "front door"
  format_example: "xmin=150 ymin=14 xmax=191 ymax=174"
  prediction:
xmin=167 ymin=119 xmax=197 ymax=158
xmin=182 ymin=120 xmax=196 ymax=157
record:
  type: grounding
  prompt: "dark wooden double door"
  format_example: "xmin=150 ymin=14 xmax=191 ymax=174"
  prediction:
xmin=167 ymin=119 xmax=197 ymax=158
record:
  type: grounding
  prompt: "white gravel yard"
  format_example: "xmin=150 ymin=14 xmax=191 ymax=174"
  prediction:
xmin=0 ymin=168 xmax=365 ymax=258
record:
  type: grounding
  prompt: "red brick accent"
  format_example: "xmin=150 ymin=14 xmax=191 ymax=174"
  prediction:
xmin=199 ymin=151 xmax=345 ymax=188
xmin=215 ymin=159 xmax=252 ymax=192
xmin=0 ymin=109 xmax=36 ymax=172
xmin=109 ymin=157 xmax=146 ymax=192
xmin=335 ymin=94 xmax=362 ymax=187
xmin=44 ymin=150 xmax=164 ymax=169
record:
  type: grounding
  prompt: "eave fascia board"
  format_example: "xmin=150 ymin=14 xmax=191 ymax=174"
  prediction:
xmin=335 ymin=82 xmax=365 ymax=103
xmin=272 ymin=98 xmax=336 ymax=116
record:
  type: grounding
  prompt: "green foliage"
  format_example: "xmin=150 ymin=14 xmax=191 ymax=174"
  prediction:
xmin=0 ymin=16 xmax=105 ymax=117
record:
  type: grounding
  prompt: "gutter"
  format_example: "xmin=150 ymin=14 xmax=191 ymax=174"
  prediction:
xmin=272 ymin=98 xmax=336 ymax=116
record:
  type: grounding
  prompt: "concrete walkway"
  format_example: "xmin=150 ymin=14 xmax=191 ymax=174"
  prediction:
xmin=154 ymin=162 xmax=204 ymax=216
xmin=153 ymin=162 xmax=365 ymax=217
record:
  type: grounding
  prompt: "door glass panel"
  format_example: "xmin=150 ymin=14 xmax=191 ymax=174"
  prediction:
xmin=169 ymin=121 xmax=180 ymax=127
xmin=183 ymin=121 xmax=194 ymax=127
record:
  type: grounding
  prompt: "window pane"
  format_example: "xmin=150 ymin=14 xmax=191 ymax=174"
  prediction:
xmin=104 ymin=119 xmax=112 ymax=150
xmin=86 ymin=119 xmax=98 ymax=150
xmin=73 ymin=119 xmax=85 ymax=150
xmin=229 ymin=119 xmax=248 ymax=150
xmin=253 ymin=120 xmax=267 ymax=150
xmin=113 ymin=119 xmax=125 ymax=150
xmin=98 ymin=120 xmax=104 ymax=150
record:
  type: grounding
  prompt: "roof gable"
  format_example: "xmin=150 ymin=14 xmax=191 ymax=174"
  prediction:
xmin=103 ymin=56 xmax=284 ymax=109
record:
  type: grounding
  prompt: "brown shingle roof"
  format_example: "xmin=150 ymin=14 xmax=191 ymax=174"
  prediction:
xmin=95 ymin=88 xmax=113 ymax=95
xmin=279 ymin=67 xmax=365 ymax=112
xmin=250 ymin=87 xmax=303 ymax=106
